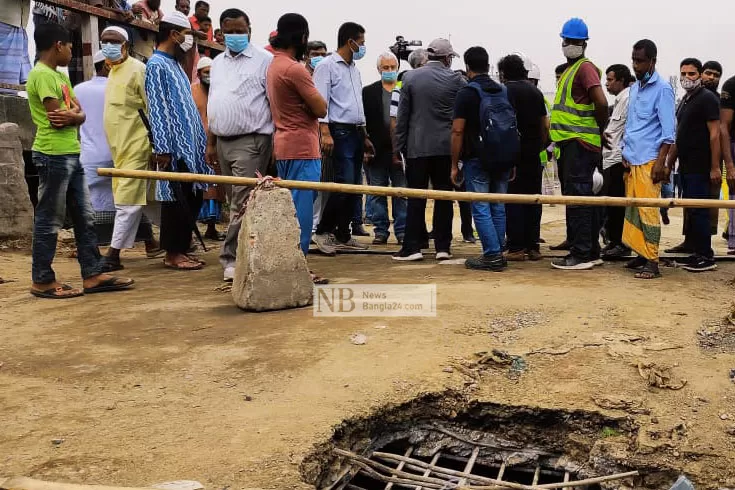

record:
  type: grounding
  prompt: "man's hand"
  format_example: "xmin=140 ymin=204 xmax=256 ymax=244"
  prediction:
xmin=154 ymin=153 xmax=172 ymax=170
xmin=450 ymin=165 xmax=463 ymax=187
xmin=726 ymin=162 xmax=735 ymax=191
xmin=364 ymin=138 xmax=376 ymax=160
xmin=711 ymin=166 xmax=723 ymax=187
xmin=320 ymin=129 xmax=334 ymax=156
xmin=131 ymin=2 xmax=143 ymax=14
xmin=509 ymin=167 xmax=517 ymax=183
xmin=600 ymin=131 xmax=612 ymax=151
xmin=651 ymin=159 xmax=667 ymax=184
xmin=48 ymin=109 xmax=77 ymax=128
xmin=392 ymin=152 xmax=402 ymax=167
xmin=205 ymin=143 xmax=219 ymax=170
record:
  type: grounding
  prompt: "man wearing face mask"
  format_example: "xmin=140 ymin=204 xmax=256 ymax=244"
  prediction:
xmin=620 ymin=39 xmax=676 ymax=279
xmin=205 ymin=8 xmax=274 ymax=282
xmin=145 ymin=11 xmax=213 ymax=271
xmin=96 ymin=26 xmax=157 ymax=272
xmin=362 ymin=51 xmax=407 ymax=245
xmin=312 ymin=22 xmax=375 ymax=253
xmin=549 ymin=18 xmax=609 ymax=271
xmin=305 ymin=41 xmax=327 ymax=76
xmin=393 ymin=38 xmax=466 ymax=262
xmin=662 ymin=58 xmax=721 ymax=272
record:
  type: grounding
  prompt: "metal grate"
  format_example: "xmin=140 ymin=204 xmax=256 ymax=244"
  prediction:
xmin=327 ymin=426 xmax=638 ymax=490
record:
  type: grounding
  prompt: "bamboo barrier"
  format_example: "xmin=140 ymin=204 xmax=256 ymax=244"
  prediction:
xmin=98 ymin=168 xmax=735 ymax=209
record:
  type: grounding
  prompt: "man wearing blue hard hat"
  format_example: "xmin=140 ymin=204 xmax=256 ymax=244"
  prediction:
xmin=549 ymin=17 xmax=609 ymax=271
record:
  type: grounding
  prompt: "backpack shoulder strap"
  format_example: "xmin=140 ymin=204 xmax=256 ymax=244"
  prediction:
xmin=468 ymin=81 xmax=487 ymax=99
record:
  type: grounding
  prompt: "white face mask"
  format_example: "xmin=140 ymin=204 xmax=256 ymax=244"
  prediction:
xmin=179 ymin=34 xmax=194 ymax=52
xmin=680 ymin=77 xmax=701 ymax=92
xmin=562 ymin=44 xmax=584 ymax=59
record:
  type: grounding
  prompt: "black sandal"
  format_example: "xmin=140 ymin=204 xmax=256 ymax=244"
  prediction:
xmin=83 ymin=277 xmax=135 ymax=294
xmin=634 ymin=262 xmax=661 ymax=280
xmin=30 ymin=283 xmax=84 ymax=299
xmin=624 ymin=256 xmax=647 ymax=270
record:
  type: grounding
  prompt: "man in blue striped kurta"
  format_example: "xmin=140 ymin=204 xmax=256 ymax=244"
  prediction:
xmin=145 ymin=10 xmax=213 ymax=271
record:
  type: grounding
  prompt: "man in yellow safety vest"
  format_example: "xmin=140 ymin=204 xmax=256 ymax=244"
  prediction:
xmin=549 ymin=17 xmax=609 ymax=271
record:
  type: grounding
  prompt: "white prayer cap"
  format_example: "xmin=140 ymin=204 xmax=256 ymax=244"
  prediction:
xmin=196 ymin=56 xmax=213 ymax=71
xmin=162 ymin=10 xmax=191 ymax=29
xmin=101 ymin=25 xmax=129 ymax=41
xmin=93 ymin=50 xmax=106 ymax=64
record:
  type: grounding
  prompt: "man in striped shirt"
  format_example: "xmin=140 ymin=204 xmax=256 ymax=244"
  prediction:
xmin=205 ymin=8 xmax=274 ymax=283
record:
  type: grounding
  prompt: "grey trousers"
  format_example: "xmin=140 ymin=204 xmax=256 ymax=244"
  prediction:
xmin=217 ymin=134 xmax=273 ymax=268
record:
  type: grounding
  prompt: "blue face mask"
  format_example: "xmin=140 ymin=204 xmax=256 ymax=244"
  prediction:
xmin=101 ymin=42 xmax=122 ymax=62
xmin=310 ymin=56 xmax=324 ymax=69
xmin=225 ymin=33 xmax=249 ymax=53
xmin=351 ymin=42 xmax=366 ymax=61
xmin=381 ymin=70 xmax=398 ymax=82
xmin=641 ymin=70 xmax=652 ymax=83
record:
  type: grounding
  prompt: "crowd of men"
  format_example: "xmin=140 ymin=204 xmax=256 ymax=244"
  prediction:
xmin=15 ymin=9 xmax=735 ymax=297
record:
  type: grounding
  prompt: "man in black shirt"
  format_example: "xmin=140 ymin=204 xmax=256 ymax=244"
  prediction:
xmin=497 ymin=54 xmax=549 ymax=261
xmin=721 ymin=76 xmax=735 ymax=251
xmin=450 ymin=47 xmax=509 ymax=271
xmin=665 ymin=58 xmax=721 ymax=271
xmin=702 ymin=61 xmax=723 ymax=95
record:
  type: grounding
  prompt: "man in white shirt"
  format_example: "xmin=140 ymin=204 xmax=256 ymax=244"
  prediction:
xmin=205 ymin=7 xmax=273 ymax=282
xmin=601 ymin=64 xmax=634 ymax=259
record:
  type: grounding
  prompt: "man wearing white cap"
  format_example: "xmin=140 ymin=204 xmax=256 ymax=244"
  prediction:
xmin=393 ymin=38 xmax=466 ymax=262
xmin=96 ymin=26 xmax=156 ymax=271
xmin=145 ymin=11 xmax=213 ymax=271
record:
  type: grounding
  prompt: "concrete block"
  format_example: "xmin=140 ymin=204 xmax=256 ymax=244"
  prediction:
xmin=0 ymin=123 xmax=34 ymax=240
xmin=232 ymin=187 xmax=313 ymax=312
xmin=0 ymin=94 xmax=36 ymax=150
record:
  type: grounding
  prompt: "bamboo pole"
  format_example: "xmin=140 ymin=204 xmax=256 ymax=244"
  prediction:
xmin=98 ymin=168 xmax=735 ymax=209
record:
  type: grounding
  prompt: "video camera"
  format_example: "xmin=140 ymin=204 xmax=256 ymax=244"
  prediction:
xmin=389 ymin=36 xmax=423 ymax=63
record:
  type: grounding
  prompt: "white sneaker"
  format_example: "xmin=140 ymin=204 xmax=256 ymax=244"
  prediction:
xmin=312 ymin=233 xmax=337 ymax=255
xmin=223 ymin=266 xmax=235 ymax=282
xmin=436 ymin=252 xmax=453 ymax=261
xmin=591 ymin=258 xmax=604 ymax=267
xmin=392 ymin=251 xmax=424 ymax=261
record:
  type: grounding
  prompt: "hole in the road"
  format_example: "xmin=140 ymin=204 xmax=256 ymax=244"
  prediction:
xmin=302 ymin=391 xmax=680 ymax=489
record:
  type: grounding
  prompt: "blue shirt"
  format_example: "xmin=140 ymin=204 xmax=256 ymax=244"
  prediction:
xmin=145 ymin=50 xmax=212 ymax=201
xmin=313 ymin=52 xmax=365 ymax=125
xmin=621 ymin=71 xmax=676 ymax=165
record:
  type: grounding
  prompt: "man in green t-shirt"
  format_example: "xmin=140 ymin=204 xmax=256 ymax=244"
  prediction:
xmin=26 ymin=23 xmax=134 ymax=299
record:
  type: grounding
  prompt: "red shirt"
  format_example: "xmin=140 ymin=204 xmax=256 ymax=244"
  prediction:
xmin=266 ymin=51 xmax=322 ymax=160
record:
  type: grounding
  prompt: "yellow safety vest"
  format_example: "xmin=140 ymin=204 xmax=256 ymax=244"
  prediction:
xmin=550 ymin=58 xmax=601 ymax=148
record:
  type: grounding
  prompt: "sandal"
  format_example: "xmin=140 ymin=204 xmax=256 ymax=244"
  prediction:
xmin=164 ymin=259 xmax=203 ymax=271
xmin=634 ymin=262 xmax=661 ymax=280
xmin=310 ymin=271 xmax=329 ymax=285
xmin=625 ymin=256 xmax=647 ymax=270
xmin=30 ymin=283 xmax=84 ymax=299
xmin=83 ymin=277 xmax=135 ymax=294
xmin=185 ymin=254 xmax=206 ymax=265
xmin=146 ymin=248 xmax=166 ymax=259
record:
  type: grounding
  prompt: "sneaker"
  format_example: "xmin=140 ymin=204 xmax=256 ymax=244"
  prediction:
xmin=505 ymin=250 xmax=527 ymax=262
xmin=462 ymin=233 xmax=477 ymax=244
xmin=372 ymin=235 xmax=389 ymax=245
xmin=664 ymin=242 xmax=694 ymax=254
xmin=681 ymin=255 xmax=717 ymax=272
xmin=335 ymin=237 xmax=368 ymax=251
xmin=436 ymin=251 xmax=453 ymax=261
xmin=392 ymin=249 xmax=424 ymax=261
xmin=527 ymin=249 xmax=543 ymax=261
xmin=590 ymin=258 xmax=605 ymax=267
xmin=351 ymin=224 xmax=370 ymax=236
xmin=602 ymin=244 xmax=631 ymax=259
xmin=550 ymin=240 xmax=571 ymax=251
xmin=465 ymin=254 xmax=506 ymax=272
xmin=551 ymin=255 xmax=595 ymax=270
xmin=312 ymin=233 xmax=337 ymax=256
xmin=223 ymin=266 xmax=235 ymax=282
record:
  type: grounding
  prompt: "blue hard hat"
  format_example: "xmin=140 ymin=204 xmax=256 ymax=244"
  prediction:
xmin=560 ymin=17 xmax=589 ymax=40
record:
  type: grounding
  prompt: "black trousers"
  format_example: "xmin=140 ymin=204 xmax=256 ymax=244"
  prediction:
xmin=601 ymin=163 xmax=626 ymax=246
xmin=404 ymin=156 xmax=454 ymax=253
xmin=160 ymin=182 xmax=203 ymax=254
xmin=681 ymin=173 xmax=714 ymax=258
xmin=507 ymin=161 xmax=543 ymax=252
xmin=558 ymin=140 xmax=601 ymax=260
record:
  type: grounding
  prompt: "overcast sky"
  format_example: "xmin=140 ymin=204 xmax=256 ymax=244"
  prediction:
xmin=26 ymin=0 xmax=735 ymax=95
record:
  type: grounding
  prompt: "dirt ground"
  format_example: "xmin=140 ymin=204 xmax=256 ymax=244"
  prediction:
xmin=1 ymin=205 xmax=735 ymax=489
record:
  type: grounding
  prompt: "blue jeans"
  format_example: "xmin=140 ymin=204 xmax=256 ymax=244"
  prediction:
xmin=463 ymin=159 xmax=510 ymax=256
xmin=316 ymin=125 xmax=363 ymax=243
xmin=367 ymin=151 xmax=407 ymax=239
xmin=681 ymin=173 xmax=714 ymax=258
xmin=32 ymin=152 xmax=102 ymax=284
xmin=277 ymin=159 xmax=322 ymax=256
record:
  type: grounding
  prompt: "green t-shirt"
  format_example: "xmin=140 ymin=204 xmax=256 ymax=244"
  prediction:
xmin=26 ymin=63 xmax=81 ymax=155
